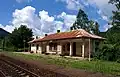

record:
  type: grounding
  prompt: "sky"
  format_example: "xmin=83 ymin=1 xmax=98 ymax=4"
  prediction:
xmin=0 ymin=0 xmax=116 ymax=36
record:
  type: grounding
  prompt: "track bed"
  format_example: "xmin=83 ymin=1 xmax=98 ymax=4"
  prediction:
xmin=0 ymin=55 xmax=68 ymax=77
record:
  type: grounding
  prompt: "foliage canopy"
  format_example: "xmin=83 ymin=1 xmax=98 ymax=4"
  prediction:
xmin=9 ymin=25 xmax=33 ymax=49
xmin=71 ymin=9 xmax=100 ymax=35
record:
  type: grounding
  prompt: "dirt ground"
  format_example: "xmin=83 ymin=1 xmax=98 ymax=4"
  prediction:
xmin=1 ymin=54 xmax=118 ymax=77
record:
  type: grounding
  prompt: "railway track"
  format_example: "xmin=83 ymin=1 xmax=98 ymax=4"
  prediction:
xmin=0 ymin=70 xmax=6 ymax=77
xmin=0 ymin=59 xmax=40 ymax=77
xmin=0 ymin=55 xmax=69 ymax=77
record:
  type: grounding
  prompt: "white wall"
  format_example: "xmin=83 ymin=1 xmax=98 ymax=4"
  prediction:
xmin=57 ymin=44 xmax=62 ymax=54
xmin=46 ymin=45 xmax=49 ymax=53
xmin=31 ymin=46 xmax=36 ymax=53
xmin=37 ymin=45 xmax=42 ymax=54
xmin=31 ymin=44 xmax=42 ymax=54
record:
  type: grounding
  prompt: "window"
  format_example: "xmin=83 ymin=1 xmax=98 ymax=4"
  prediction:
xmin=67 ymin=43 xmax=70 ymax=51
xmin=49 ymin=43 xmax=57 ymax=51
xmin=54 ymin=43 xmax=57 ymax=50
xmin=49 ymin=43 xmax=52 ymax=51
xmin=36 ymin=44 xmax=39 ymax=50
xmin=62 ymin=45 xmax=65 ymax=51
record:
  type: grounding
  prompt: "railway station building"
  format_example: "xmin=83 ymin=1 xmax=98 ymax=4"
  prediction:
xmin=28 ymin=29 xmax=104 ymax=58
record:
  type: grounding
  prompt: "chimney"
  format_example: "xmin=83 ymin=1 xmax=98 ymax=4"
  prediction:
xmin=36 ymin=36 xmax=38 ymax=39
xmin=45 ymin=34 xmax=47 ymax=36
xmin=57 ymin=30 xmax=60 ymax=33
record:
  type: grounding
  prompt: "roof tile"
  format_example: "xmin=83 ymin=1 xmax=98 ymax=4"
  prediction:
xmin=29 ymin=29 xmax=104 ymax=43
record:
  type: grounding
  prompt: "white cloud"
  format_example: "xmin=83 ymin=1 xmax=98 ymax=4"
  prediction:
xmin=56 ymin=0 xmax=83 ymax=10
xmin=0 ymin=6 xmax=76 ymax=36
xmin=97 ymin=10 xmax=109 ymax=21
xmin=57 ymin=12 xmax=76 ymax=31
xmin=102 ymin=16 xmax=108 ymax=21
xmin=87 ymin=0 xmax=116 ymax=16
xmin=0 ymin=24 xmax=15 ymax=33
xmin=12 ymin=6 xmax=42 ymax=35
xmin=103 ymin=24 xmax=112 ymax=31
xmin=39 ymin=10 xmax=54 ymax=22
xmin=16 ymin=0 xmax=32 ymax=3
xmin=57 ymin=0 xmax=116 ymax=18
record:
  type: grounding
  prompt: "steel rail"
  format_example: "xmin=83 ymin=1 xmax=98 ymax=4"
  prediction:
xmin=0 ymin=70 xmax=6 ymax=77
xmin=1 ymin=59 xmax=41 ymax=77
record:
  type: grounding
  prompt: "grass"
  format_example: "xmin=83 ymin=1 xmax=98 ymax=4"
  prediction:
xmin=3 ymin=52 xmax=120 ymax=76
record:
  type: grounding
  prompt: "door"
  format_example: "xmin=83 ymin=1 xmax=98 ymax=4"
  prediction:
xmin=73 ymin=42 xmax=76 ymax=56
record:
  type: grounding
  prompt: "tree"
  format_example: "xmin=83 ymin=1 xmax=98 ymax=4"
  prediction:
xmin=109 ymin=0 xmax=120 ymax=10
xmin=88 ymin=0 xmax=120 ymax=61
xmin=71 ymin=9 xmax=100 ymax=35
xmin=71 ymin=9 xmax=89 ymax=31
xmin=88 ymin=20 xmax=100 ymax=35
xmin=95 ymin=26 xmax=120 ymax=61
xmin=9 ymin=25 xmax=33 ymax=49
xmin=106 ymin=26 xmax=120 ymax=44
xmin=109 ymin=0 xmax=120 ymax=26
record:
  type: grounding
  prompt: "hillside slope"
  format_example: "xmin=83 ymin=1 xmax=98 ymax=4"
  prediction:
xmin=0 ymin=28 xmax=10 ymax=37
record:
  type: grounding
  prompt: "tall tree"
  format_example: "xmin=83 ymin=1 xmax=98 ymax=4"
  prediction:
xmin=88 ymin=20 xmax=100 ymax=35
xmin=109 ymin=0 xmax=120 ymax=10
xmin=72 ymin=9 xmax=89 ymax=31
xmin=94 ymin=0 xmax=120 ymax=61
xmin=9 ymin=25 xmax=33 ymax=49
xmin=106 ymin=26 xmax=120 ymax=44
xmin=71 ymin=9 xmax=100 ymax=35
xmin=94 ymin=22 xmax=100 ymax=35
xmin=109 ymin=0 xmax=120 ymax=26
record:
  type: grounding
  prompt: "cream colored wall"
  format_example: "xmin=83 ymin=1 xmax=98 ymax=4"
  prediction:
xmin=92 ymin=40 xmax=95 ymax=55
xmin=31 ymin=46 xmax=36 ymax=53
xmin=37 ymin=45 xmax=42 ymax=54
xmin=31 ymin=43 xmax=42 ymax=54
xmin=46 ymin=45 xmax=49 ymax=53
xmin=62 ymin=44 xmax=69 ymax=55
xmin=33 ymin=38 xmax=95 ymax=57
xmin=41 ymin=44 xmax=46 ymax=53
xmin=74 ymin=39 xmax=94 ymax=57
xmin=76 ymin=42 xmax=82 ymax=56
xmin=46 ymin=44 xmax=58 ymax=54
xmin=57 ymin=44 xmax=62 ymax=54
xmin=84 ymin=39 xmax=93 ymax=57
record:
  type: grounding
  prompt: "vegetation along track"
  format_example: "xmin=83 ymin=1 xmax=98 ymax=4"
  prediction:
xmin=0 ymin=58 xmax=40 ymax=77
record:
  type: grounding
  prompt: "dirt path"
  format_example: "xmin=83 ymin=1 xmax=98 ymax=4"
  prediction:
xmin=1 ymin=54 xmax=117 ymax=77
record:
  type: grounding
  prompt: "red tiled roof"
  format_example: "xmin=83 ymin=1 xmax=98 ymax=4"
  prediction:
xmin=29 ymin=29 xmax=105 ymax=43
xmin=40 ymin=29 xmax=104 ymax=41
xmin=28 ymin=38 xmax=42 ymax=43
xmin=28 ymin=39 xmax=37 ymax=43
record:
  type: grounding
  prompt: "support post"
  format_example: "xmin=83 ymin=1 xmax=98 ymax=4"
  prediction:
xmin=59 ymin=43 xmax=62 ymax=54
xmin=46 ymin=42 xmax=49 ymax=53
xmin=82 ymin=42 xmax=85 ymax=58
xmin=46 ymin=45 xmax=49 ymax=53
xmin=89 ymin=38 xmax=91 ymax=61
xmin=93 ymin=40 xmax=95 ymax=54
xmin=70 ymin=42 xmax=73 ymax=56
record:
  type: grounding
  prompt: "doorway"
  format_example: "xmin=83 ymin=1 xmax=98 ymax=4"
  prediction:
xmin=72 ymin=42 xmax=76 ymax=56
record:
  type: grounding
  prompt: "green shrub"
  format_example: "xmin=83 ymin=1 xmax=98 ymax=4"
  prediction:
xmin=116 ymin=59 xmax=120 ymax=63
xmin=94 ymin=43 xmax=120 ymax=61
